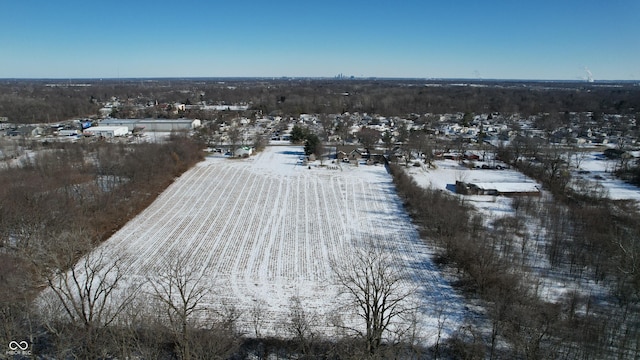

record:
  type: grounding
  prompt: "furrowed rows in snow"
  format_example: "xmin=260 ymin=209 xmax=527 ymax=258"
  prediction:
xmin=81 ymin=146 xmax=466 ymax=340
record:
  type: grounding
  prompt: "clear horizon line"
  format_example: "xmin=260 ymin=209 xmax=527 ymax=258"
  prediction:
xmin=1 ymin=76 xmax=639 ymax=83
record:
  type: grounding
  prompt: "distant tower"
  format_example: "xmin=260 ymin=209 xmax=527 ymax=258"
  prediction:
xmin=585 ymin=67 xmax=594 ymax=83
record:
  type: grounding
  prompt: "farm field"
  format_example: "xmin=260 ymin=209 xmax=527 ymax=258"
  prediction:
xmin=56 ymin=145 xmax=468 ymax=342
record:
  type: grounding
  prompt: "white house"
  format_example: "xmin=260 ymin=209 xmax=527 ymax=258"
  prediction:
xmin=234 ymin=146 xmax=253 ymax=157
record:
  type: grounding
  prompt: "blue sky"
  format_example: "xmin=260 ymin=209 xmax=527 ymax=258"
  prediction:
xmin=1 ymin=0 xmax=639 ymax=80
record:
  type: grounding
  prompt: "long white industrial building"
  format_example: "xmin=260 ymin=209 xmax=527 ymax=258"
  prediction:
xmin=100 ymin=119 xmax=201 ymax=132
xmin=83 ymin=126 xmax=129 ymax=137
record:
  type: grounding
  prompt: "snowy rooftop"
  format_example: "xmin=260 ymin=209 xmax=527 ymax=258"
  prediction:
xmin=471 ymin=182 xmax=540 ymax=193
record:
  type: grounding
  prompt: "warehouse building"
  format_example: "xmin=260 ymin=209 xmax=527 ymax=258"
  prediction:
xmin=137 ymin=119 xmax=201 ymax=132
xmin=83 ymin=126 xmax=129 ymax=138
xmin=100 ymin=119 xmax=201 ymax=132
xmin=99 ymin=119 xmax=139 ymax=131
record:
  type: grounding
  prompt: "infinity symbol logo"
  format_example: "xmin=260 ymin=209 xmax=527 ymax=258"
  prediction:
xmin=8 ymin=341 xmax=29 ymax=350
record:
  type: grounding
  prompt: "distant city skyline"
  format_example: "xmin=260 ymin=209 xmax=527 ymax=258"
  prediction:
xmin=1 ymin=0 xmax=639 ymax=80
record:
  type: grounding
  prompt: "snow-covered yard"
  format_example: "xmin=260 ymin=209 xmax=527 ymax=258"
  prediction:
xmin=47 ymin=145 xmax=468 ymax=343
xmin=405 ymin=159 xmax=540 ymax=218
xmin=407 ymin=152 xmax=640 ymax=203
xmin=571 ymin=151 xmax=640 ymax=202
xmin=404 ymin=159 xmax=616 ymax=305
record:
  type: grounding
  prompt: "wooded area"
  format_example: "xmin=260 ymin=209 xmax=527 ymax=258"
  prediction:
xmin=389 ymin=161 xmax=640 ymax=359
xmin=0 ymin=136 xmax=205 ymax=358
xmin=1 ymin=79 xmax=639 ymax=124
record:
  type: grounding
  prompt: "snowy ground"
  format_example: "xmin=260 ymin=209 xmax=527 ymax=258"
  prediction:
xmin=571 ymin=151 xmax=640 ymax=202
xmin=48 ymin=145 xmax=468 ymax=343
xmin=406 ymin=159 xmax=538 ymax=220
xmin=406 ymin=159 xmax=536 ymax=193
xmin=407 ymin=154 xmax=640 ymax=222
xmin=404 ymin=159 xmax=614 ymax=304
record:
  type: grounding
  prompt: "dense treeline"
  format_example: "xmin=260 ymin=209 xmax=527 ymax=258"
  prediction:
xmin=0 ymin=136 xmax=203 ymax=243
xmin=0 ymin=82 xmax=100 ymax=123
xmin=0 ymin=137 xmax=204 ymax=357
xmin=1 ymin=79 xmax=639 ymax=123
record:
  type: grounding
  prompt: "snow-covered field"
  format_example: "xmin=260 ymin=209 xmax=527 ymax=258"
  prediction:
xmin=54 ymin=145 xmax=467 ymax=342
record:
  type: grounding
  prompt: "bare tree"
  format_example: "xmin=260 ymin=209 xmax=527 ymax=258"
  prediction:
xmin=540 ymin=144 xmax=571 ymax=192
xmin=315 ymin=139 xmax=326 ymax=165
xmin=408 ymin=131 xmax=427 ymax=164
xmin=249 ymin=299 xmax=267 ymax=338
xmin=148 ymin=252 xmax=209 ymax=360
xmin=317 ymin=113 xmax=335 ymax=142
xmin=382 ymin=130 xmax=394 ymax=154
xmin=195 ymin=120 xmax=220 ymax=148
xmin=0 ymin=253 xmax=35 ymax=358
xmin=226 ymin=125 xmax=241 ymax=156
xmin=356 ymin=127 xmax=380 ymax=153
xmin=252 ymin=133 xmax=267 ymax=152
xmin=453 ymin=135 xmax=467 ymax=165
xmin=284 ymin=296 xmax=318 ymax=355
xmin=333 ymin=246 xmax=416 ymax=355
xmin=37 ymin=231 xmax=140 ymax=359
xmin=571 ymin=147 xmax=588 ymax=170
xmin=335 ymin=117 xmax=352 ymax=145
xmin=396 ymin=123 xmax=410 ymax=144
